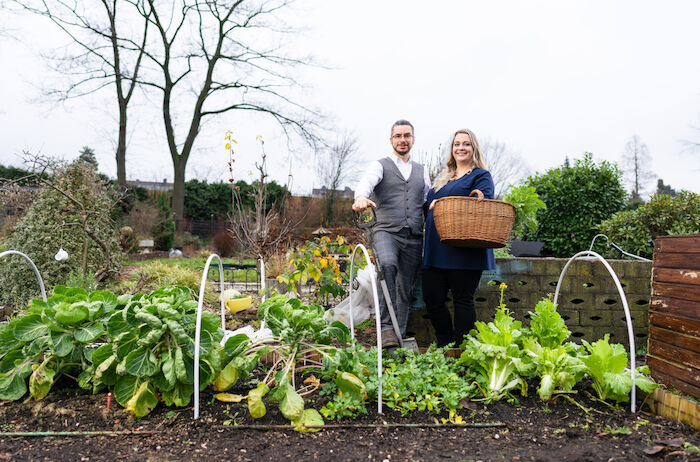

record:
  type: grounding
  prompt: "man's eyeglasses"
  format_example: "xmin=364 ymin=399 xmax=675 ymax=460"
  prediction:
xmin=392 ymin=134 xmax=413 ymax=140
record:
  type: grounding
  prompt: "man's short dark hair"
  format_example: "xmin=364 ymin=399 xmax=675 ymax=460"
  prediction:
xmin=391 ymin=119 xmax=414 ymax=136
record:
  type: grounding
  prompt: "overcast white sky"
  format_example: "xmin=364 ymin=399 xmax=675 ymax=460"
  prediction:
xmin=1 ymin=0 xmax=699 ymax=196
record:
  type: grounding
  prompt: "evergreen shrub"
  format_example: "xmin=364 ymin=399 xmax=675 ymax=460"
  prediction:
xmin=599 ymin=191 xmax=700 ymax=259
xmin=525 ymin=153 xmax=626 ymax=257
xmin=0 ymin=161 xmax=123 ymax=308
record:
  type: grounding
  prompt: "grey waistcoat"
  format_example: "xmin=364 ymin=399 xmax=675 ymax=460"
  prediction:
xmin=372 ymin=157 xmax=425 ymax=235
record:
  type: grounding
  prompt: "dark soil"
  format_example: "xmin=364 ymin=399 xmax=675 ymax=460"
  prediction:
xmin=1 ymin=321 xmax=698 ymax=461
xmin=1 ymin=370 xmax=699 ymax=462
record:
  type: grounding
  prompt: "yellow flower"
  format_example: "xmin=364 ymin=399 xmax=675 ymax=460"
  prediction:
xmin=499 ymin=282 xmax=508 ymax=290
xmin=225 ymin=143 xmax=231 ymax=150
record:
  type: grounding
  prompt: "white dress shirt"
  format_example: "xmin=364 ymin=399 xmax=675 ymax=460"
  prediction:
xmin=355 ymin=155 xmax=432 ymax=202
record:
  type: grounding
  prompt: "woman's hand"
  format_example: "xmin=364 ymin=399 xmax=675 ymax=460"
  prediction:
xmin=428 ymin=200 xmax=437 ymax=210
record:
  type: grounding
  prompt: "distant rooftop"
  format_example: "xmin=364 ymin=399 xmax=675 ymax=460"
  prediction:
xmin=127 ymin=179 xmax=173 ymax=191
xmin=310 ymin=186 xmax=354 ymax=199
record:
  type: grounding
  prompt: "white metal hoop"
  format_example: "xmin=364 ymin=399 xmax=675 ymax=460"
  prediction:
xmin=193 ymin=253 xmax=225 ymax=419
xmin=349 ymin=244 xmax=384 ymax=414
xmin=0 ymin=250 xmax=47 ymax=302
xmin=553 ymin=250 xmax=637 ymax=412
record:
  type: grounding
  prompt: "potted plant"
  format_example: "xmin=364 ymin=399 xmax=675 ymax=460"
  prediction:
xmin=503 ymin=185 xmax=546 ymax=257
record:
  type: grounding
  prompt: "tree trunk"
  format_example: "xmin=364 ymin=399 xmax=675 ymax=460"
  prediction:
xmin=325 ymin=191 xmax=336 ymax=226
xmin=172 ymin=158 xmax=186 ymax=225
xmin=116 ymin=105 xmax=127 ymax=188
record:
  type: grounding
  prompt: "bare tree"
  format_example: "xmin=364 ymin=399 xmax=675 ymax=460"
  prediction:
xmin=132 ymin=0 xmax=322 ymax=223
xmin=412 ymin=146 xmax=442 ymax=182
xmin=681 ymin=122 xmax=700 ymax=158
xmin=228 ymin=135 xmax=294 ymax=260
xmin=315 ymin=134 xmax=360 ymax=226
xmin=620 ymin=135 xmax=655 ymax=201
xmin=13 ymin=0 xmax=151 ymax=188
xmin=480 ymin=138 xmax=530 ymax=198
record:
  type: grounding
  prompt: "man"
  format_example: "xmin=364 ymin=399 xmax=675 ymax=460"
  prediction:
xmin=352 ymin=120 xmax=431 ymax=348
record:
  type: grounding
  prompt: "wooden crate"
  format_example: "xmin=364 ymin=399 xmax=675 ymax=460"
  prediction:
xmin=647 ymin=235 xmax=700 ymax=399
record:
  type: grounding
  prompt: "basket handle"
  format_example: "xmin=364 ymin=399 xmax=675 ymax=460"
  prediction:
xmin=469 ymin=189 xmax=484 ymax=200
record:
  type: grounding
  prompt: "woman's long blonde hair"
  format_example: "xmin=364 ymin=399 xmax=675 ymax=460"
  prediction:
xmin=432 ymin=129 xmax=486 ymax=192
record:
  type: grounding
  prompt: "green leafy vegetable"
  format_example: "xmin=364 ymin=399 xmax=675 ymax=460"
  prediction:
xmin=458 ymin=307 xmax=531 ymax=403
xmin=580 ymin=334 xmax=657 ymax=403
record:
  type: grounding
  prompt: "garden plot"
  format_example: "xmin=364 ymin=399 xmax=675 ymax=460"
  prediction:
xmin=1 ymin=283 xmax=699 ymax=460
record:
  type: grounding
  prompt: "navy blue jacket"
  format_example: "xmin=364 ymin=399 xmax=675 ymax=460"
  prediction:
xmin=422 ymin=168 xmax=496 ymax=271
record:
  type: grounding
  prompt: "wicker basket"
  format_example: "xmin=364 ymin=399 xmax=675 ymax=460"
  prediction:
xmin=432 ymin=190 xmax=515 ymax=248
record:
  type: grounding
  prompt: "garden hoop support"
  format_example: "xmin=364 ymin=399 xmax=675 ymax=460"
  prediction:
xmin=553 ymin=250 xmax=637 ymax=412
xmin=259 ymin=256 xmax=266 ymax=303
xmin=349 ymin=243 xmax=384 ymax=415
xmin=259 ymin=256 xmax=267 ymax=330
xmin=193 ymin=253 xmax=226 ymax=420
xmin=589 ymin=234 xmax=652 ymax=262
xmin=0 ymin=250 xmax=47 ymax=302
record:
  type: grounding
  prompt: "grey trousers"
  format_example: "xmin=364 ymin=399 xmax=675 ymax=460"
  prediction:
xmin=372 ymin=229 xmax=423 ymax=337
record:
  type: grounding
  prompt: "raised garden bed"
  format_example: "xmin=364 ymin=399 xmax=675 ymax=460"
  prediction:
xmin=1 ymin=373 xmax=699 ymax=461
xmin=1 ymin=250 xmax=699 ymax=461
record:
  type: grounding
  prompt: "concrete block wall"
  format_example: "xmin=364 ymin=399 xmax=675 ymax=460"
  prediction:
xmin=407 ymin=257 xmax=652 ymax=349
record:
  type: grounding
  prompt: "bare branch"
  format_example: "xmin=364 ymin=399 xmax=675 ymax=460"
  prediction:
xmin=480 ymin=138 xmax=531 ymax=198
xmin=619 ymin=135 xmax=656 ymax=200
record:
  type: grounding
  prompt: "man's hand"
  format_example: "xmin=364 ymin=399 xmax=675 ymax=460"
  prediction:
xmin=352 ymin=196 xmax=377 ymax=212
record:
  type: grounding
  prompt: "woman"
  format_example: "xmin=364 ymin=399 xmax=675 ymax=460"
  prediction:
xmin=422 ymin=128 xmax=495 ymax=347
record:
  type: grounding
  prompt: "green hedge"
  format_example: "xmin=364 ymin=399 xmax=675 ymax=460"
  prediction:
xmin=599 ymin=191 xmax=700 ymax=259
xmin=183 ymin=179 xmax=289 ymax=220
xmin=525 ymin=153 xmax=626 ymax=257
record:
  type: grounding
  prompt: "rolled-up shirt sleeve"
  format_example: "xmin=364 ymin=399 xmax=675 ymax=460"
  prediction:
xmin=354 ymin=160 xmax=384 ymax=200
xmin=423 ymin=165 xmax=432 ymax=202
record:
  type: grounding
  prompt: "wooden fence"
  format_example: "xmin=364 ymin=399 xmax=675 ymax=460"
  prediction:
xmin=646 ymin=235 xmax=700 ymax=399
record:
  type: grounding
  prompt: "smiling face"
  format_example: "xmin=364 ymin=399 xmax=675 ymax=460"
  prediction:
xmin=452 ymin=132 xmax=474 ymax=167
xmin=390 ymin=124 xmax=414 ymax=157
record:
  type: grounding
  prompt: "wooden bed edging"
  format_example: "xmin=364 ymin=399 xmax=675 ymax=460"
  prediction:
xmin=647 ymin=235 xmax=700 ymax=400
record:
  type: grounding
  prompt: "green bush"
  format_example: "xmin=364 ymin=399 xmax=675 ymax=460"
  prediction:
xmin=0 ymin=161 xmax=123 ymax=308
xmin=525 ymin=153 xmax=626 ymax=257
xmin=599 ymin=191 xmax=700 ymax=259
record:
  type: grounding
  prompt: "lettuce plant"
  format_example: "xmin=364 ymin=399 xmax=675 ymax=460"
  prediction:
xmin=522 ymin=298 xmax=586 ymax=401
xmin=522 ymin=338 xmax=585 ymax=401
xmin=580 ymin=334 xmax=656 ymax=404
xmin=0 ymin=286 xmax=121 ymax=401
xmin=458 ymin=306 xmax=532 ymax=403
xmin=527 ymin=298 xmax=571 ymax=349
